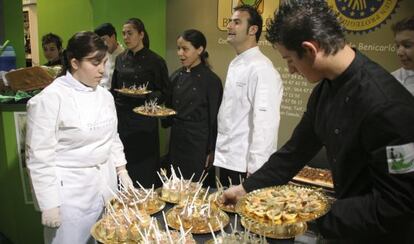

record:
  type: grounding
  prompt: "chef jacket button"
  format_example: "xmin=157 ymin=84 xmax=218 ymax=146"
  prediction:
xmin=345 ymin=96 xmax=350 ymax=103
xmin=334 ymin=128 xmax=340 ymax=134
xmin=197 ymin=74 xmax=201 ymax=77
xmin=190 ymin=102 xmax=193 ymax=105
xmin=177 ymin=85 xmax=180 ymax=89
xmin=122 ymin=65 xmax=126 ymax=68
xmin=193 ymin=87 xmax=196 ymax=91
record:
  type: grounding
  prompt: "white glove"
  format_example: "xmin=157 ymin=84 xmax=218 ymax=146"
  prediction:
xmin=118 ymin=169 xmax=133 ymax=188
xmin=41 ymin=207 xmax=61 ymax=228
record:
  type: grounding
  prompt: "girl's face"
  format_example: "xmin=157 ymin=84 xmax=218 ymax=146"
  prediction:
xmin=395 ymin=30 xmax=414 ymax=70
xmin=71 ymin=51 xmax=107 ymax=88
xmin=43 ymin=42 xmax=61 ymax=62
xmin=176 ymin=36 xmax=202 ymax=69
xmin=122 ymin=23 xmax=144 ymax=53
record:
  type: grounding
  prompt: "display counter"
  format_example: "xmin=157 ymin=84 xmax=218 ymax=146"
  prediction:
xmin=0 ymin=102 xmax=43 ymax=244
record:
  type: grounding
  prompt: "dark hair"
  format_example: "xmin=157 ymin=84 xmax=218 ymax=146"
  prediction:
xmin=179 ymin=29 xmax=210 ymax=68
xmin=42 ymin=33 xmax=63 ymax=50
xmin=392 ymin=16 xmax=414 ymax=34
xmin=266 ymin=0 xmax=346 ymax=58
xmin=234 ymin=4 xmax=263 ymax=42
xmin=94 ymin=22 xmax=117 ymax=38
xmin=124 ymin=18 xmax=150 ymax=48
xmin=59 ymin=31 xmax=107 ymax=76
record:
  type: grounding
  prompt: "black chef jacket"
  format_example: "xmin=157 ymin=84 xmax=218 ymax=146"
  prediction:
xmin=111 ymin=47 xmax=169 ymax=188
xmin=243 ymin=50 xmax=414 ymax=243
xmin=163 ymin=63 xmax=223 ymax=179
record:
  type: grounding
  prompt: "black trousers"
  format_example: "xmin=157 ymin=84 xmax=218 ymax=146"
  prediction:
xmin=218 ymin=167 xmax=246 ymax=188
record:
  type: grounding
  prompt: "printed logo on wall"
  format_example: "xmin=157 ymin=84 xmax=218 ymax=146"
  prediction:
xmin=217 ymin=0 xmax=280 ymax=31
xmin=327 ymin=0 xmax=400 ymax=34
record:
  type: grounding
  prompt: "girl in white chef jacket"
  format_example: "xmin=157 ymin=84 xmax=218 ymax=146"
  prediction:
xmin=26 ymin=31 xmax=133 ymax=244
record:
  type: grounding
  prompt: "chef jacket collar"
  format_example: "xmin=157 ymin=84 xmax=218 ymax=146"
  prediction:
xmin=182 ymin=62 xmax=204 ymax=73
xmin=126 ymin=47 xmax=148 ymax=57
xmin=233 ymin=46 xmax=260 ymax=63
xmin=325 ymin=48 xmax=363 ymax=92
xmin=62 ymin=71 xmax=95 ymax=92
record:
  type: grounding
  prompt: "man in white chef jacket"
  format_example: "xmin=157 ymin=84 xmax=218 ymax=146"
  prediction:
xmin=94 ymin=23 xmax=124 ymax=90
xmin=214 ymin=4 xmax=283 ymax=185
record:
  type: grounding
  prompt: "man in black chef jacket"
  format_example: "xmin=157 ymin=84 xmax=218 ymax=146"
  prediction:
xmin=223 ymin=0 xmax=414 ymax=243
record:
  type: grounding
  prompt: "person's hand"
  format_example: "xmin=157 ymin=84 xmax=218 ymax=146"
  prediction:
xmin=221 ymin=184 xmax=247 ymax=205
xmin=118 ymin=169 xmax=133 ymax=188
xmin=205 ymin=152 xmax=215 ymax=167
xmin=41 ymin=207 xmax=60 ymax=228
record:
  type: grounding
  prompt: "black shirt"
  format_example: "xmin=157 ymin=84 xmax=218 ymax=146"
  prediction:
xmin=111 ymin=47 xmax=169 ymax=110
xmin=243 ymin=50 xmax=414 ymax=242
xmin=166 ymin=63 xmax=223 ymax=151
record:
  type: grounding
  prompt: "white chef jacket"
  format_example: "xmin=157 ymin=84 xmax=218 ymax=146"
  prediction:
xmin=100 ymin=43 xmax=124 ymax=90
xmin=214 ymin=46 xmax=283 ymax=174
xmin=26 ymin=71 xmax=127 ymax=212
xmin=392 ymin=67 xmax=414 ymax=96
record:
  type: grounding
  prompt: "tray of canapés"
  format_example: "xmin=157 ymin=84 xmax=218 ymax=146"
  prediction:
xmin=114 ymin=82 xmax=152 ymax=97
xmin=165 ymin=196 xmax=230 ymax=234
xmin=110 ymin=185 xmax=165 ymax=215
xmin=205 ymin=215 xmax=268 ymax=244
xmin=156 ymin=166 xmax=208 ymax=204
xmin=133 ymin=99 xmax=176 ymax=118
xmin=92 ymin=213 xmax=196 ymax=244
xmin=91 ymin=201 xmax=152 ymax=243
xmin=235 ymin=184 xmax=330 ymax=238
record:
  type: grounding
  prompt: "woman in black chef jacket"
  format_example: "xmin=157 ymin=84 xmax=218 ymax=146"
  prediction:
xmin=111 ymin=18 xmax=169 ymax=188
xmin=164 ymin=29 xmax=223 ymax=181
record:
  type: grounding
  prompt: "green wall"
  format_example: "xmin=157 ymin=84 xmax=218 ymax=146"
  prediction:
xmin=37 ymin=0 xmax=94 ymax=65
xmin=91 ymin=0 xmax=166 ymax=57
xmin=0 ymin=0 xmax=25 ymax=68
xmin=0 ymin=107 xmax=42 ymax=244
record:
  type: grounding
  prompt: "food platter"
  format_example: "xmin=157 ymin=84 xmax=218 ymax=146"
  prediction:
xmin=111 ymin=195 xmax=165 ymax=215
xmin=91 ymin=218 xmax=144 ymax=244
xmin=236 ymin=184 xmax=330 ymax=225
xmin=292 ymin=166 xmax=334 ymax=189
xmin=240 ymin=217 xmax=307 ymax=239
xmin=235 ymin=184 xmax=329 ymax=238
xmin=165 ymin=206 xmax=230 ymax=234
xmin=209 ymin=191 xmax=236 ymax=213
xmin=114 ymin=88 xmax=151 ymax=97
xmin=204 ymin=230 xmax=268 ymax=244
xmin=156 ymin=186 xmax=206 ymax=204
xmin=133 ymin=105 xmax=176 ymax=118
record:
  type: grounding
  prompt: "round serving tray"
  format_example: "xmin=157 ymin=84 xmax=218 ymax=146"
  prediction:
xmin=165 ymin=206 xmax=230 ymax=234
xmin=133 ymin=106 xmax=176 ymax=118
xmin=235 ymin=184 xmax=330 ymax=231
xmin=111 ymin=197 xmax=166 ymax=215
xmin=240 ymin=217 xmax=307 ymax=239
xmin=91 ymin=219 xmax=139 ymax=244
xmin=114 ymin=88 xmax=151 ymax=97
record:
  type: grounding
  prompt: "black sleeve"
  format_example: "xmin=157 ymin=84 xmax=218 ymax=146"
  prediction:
xmin=148 ymin=57 xmax=169 ymax=104
xmin=206 ymin=73 xmax=223 ymax=153
xmin=316 ymin=101 xmax=414 ymax=238
xmin=242 ymin=96 xmax=323 ymax=192
xmin=161 ymin=69 xmax=180 ymax=128
xmin=110 ymin=55 xmax=121 ymax=97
